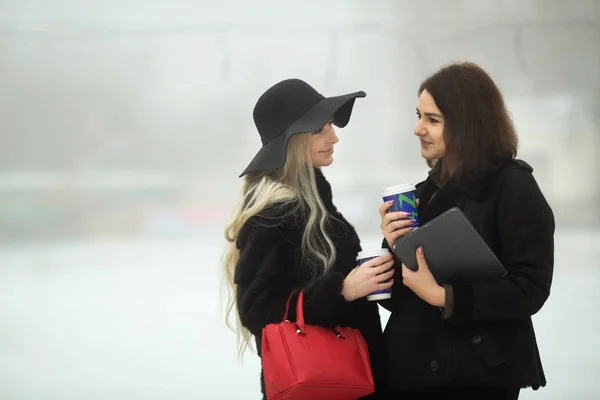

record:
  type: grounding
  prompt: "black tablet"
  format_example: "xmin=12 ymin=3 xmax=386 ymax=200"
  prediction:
xmin=391 ymin=207 xmax=507 ymax=285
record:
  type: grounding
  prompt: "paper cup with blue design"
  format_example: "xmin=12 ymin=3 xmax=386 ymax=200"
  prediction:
xmin=381 ymin=183 xmax=419 ymax=228
xmin=356 ymin=249 xmax=392 ymax=301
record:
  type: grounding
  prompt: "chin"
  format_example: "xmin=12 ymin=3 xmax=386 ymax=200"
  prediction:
xmin=421 ymin=149 xmax=442 ymax=161
xmin=314 ymin=156 xmax=334 ymax=167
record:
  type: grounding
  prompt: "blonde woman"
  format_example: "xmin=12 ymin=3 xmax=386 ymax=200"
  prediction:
xmin=224 ymin=79 xmax=393 ymax=399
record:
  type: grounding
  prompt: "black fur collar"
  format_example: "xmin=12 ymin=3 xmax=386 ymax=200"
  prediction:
xmin=313 ymin=167 xmax=334 ymax=211
xmin=238 ymin=167 xmax=358 ymax=249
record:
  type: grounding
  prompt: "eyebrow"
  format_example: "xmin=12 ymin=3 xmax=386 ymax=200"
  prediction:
xmin=416 ymin=107 xmax=443 ymax=119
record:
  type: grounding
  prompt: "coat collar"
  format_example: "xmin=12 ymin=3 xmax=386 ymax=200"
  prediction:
xmin=417 ymin=158 xmax=532 ymax=223
xmin=313 ymin=167 xmax=336 ymax=212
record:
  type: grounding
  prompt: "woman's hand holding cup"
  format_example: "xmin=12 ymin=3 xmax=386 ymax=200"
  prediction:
xmin=379 ymin=201 xmax=417 ymax=247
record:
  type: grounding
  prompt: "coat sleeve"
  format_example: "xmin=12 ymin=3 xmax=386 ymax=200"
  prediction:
xmin=346 ymin=297 xmax=385 ymax=397
xmin=445 ymin=168 xmax=555 ymax=324
xmin=377 ymin=237 xmax=411 ymax=312
xmin=378 ymin=179 xmax=428 ymax=313
xmin=234 ymin=223 xmax=350 ymax=337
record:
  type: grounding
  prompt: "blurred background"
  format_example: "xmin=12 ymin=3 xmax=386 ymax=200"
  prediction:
xmin=0 ymin=0 xmax=598 ymax=398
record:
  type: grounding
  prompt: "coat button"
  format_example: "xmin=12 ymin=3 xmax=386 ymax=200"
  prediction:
xmin=472 ymin=335 xmax=482 ymax=344
xmin=429 ymin=360 xmax=439 ymax=372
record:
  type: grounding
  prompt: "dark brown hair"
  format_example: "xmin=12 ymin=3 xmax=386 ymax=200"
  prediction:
xmin=419 ymin=62 xmax=518 ymax=185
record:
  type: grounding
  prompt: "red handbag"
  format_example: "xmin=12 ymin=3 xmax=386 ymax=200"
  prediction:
xmin=261 ymin=290 xmax=375 ymax=400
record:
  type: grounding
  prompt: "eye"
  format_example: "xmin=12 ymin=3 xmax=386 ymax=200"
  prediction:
xmin=416 ymin=112 xmax=421 ymax=119
xmin=429 ymin=118 xmax=439 ymax=124
xmin=313 ymin=120 xmax=333 ymax=134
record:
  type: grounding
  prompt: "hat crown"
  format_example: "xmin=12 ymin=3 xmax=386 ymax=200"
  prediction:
xmin=253 ymin=79 xmax=324 ymax=145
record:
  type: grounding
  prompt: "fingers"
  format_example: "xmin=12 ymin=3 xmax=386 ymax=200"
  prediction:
xmin=383 ymin=211 xmax=412 ymax=224
xmin=374 ymin=267 xmax=395 ymax=282
xmin=385 ymin=227 xmax=414 ymax=244
xmin=356 ymin=258 xmax=394 ymax=275
xmin=400 ymin=264 xmax=414 ymax=287
xmin=415 ymin=246 xmax=428 ymax=270
xmin=378 ymin=201 xmax=392 ymax=218
xmin=380 ymin=211 xmax=412 ymax=230
xmin=367 ymin=259 xmax=395 ymax=275
xmin=361 ymin=254 xmax=393 ymax=269
xmin=387 ymin=218 xmax=416 ymax=232
xmin=377 ymin=278 xmax=395 ymax=290
xmin=416 ymin=246 xmax=424 ymax=258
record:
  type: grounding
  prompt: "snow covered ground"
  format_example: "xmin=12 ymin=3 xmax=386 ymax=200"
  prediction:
xmin=0 ymin=229 xmax=598 ymax=399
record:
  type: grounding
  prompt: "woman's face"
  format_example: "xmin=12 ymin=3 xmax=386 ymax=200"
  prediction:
xmin=309 ymin=121 xmax=339 ymax=167
xmin=414 ymin=89 xmax=446 ymax=161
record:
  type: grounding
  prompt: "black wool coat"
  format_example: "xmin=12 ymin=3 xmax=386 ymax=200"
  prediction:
xmin=234 ymin=168 xmax=384 ymax=399
xmin=381 ymin=159 xmax=555 ymax=393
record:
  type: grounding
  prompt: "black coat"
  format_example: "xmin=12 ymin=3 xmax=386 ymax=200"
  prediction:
xmin=381 ymin=159 xmax=555 ymax=393
xmin=234 ymin=168 xmax=384 ymax=398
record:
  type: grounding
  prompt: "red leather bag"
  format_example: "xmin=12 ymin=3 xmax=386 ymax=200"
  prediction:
xmin=261 ymin=290 xmax=375 ymax=400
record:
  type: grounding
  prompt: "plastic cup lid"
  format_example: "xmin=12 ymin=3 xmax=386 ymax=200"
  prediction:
xmin=356 ymin=248 xmax=390 ymax=261
xmin=382 ymin=183 xmax=416 ymax=197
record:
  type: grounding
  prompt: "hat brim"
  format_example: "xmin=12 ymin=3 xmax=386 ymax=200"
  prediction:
xmin=239 ymin=91 xmax=366 ymax=177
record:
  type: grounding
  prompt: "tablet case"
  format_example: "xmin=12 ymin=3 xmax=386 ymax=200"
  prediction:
xmin=391 ymin=207 xmax=507 ymax=284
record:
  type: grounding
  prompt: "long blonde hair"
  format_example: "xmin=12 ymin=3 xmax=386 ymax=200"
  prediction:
xmin=223 ymin=133 xmax=337 ymax=357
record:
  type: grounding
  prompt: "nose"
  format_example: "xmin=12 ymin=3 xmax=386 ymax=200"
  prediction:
xmin=328 ymin=126 xmax=339 ymax=144
xmin=414 ymin=118 xmax=425 ymax=137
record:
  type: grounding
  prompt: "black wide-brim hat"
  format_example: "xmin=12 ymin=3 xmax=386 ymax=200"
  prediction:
xmin=239 ymin=79 xmax=366 ymax=177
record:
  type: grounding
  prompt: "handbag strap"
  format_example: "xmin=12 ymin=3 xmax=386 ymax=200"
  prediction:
xmin=295 ymin=290 xmax=306 ymax=328
xmin=282 ymin=290 xmax=296 ymax=321
xmin=289 ymin=290 xmax=346 ymax=338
